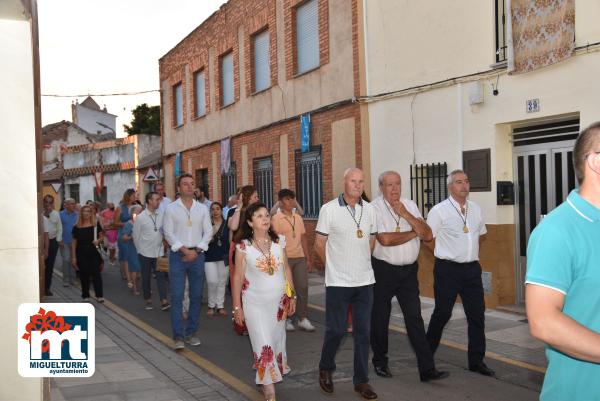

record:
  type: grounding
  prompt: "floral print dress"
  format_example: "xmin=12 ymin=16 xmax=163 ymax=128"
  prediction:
xmin=236 ymin=236 xmax=291 ymax=385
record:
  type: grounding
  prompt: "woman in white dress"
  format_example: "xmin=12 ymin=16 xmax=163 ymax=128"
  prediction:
xmin=232 ymin=202 xmax=297 ymax=401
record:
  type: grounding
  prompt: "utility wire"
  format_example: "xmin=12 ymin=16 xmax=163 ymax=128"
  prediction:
xmin=41 ymin=89 xmax=160 ymax=98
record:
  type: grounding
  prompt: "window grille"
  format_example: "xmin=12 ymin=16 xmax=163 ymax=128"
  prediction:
xmin=495 ymin=0 xmax=507 ymax=62
xmin=253 ymin=157 xmax=274 ymax=210
xmin=295 ymin=147 xmax=323 ymax=219
xmin=410 ymin=162 xmax=448 ymax=218
xmin=195 ymin=168 xmax=209 ymax=199
xmin=174 ymin=83 xmax=183 ymax=126
xmin=221 ymin=52 xmax=234 ymax=106
xmin=194 ymin=70 xmax=206 ymax=117
xmin=253 ymin=30 xmax=271 ymax=92
xmin=221 ymin=162 xmax=237 ymax=204
xmin=68 ymin=184 xmax=80 ymax=204
xmin=296 ymin=0 xmax=319 ymax=74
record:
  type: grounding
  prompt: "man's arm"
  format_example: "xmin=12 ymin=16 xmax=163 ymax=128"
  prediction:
xmin=198 ymin=210 xmax=213 ymax=251
xmin=376 ymin=231 xmax=418 ymax=247
xmin=163 ymin=208 xmax=183 ymax=252
xmin=132 ymin=216 xmax=142 ymax=250
xmin=314 ymin=233 xmax=327 ymax=267
xmin=55 ymin=212 xmax=63 ymax=243
xmin=526 ymin=284 xmax=600 ymax=363
xmin=369 ymin=234 xmax=376 ymax=252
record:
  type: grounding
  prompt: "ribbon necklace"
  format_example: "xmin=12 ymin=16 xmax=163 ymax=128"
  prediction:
xmin=345 ymin=200 xmax=364 ymax=238
xmin=448 ymin=199 xmax=469 ymax=233
xmin=383 ymin=200 xmax=402 ymax=232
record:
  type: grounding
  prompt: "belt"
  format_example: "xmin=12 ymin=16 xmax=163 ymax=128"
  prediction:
xmin=183 ymin=247 xmax=204 ymax=253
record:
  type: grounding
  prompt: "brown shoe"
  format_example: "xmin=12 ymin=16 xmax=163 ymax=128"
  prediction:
xmin=319 ymin=369 xmax=334 ymax=394
xmin=354 ymin=383 xmax=377 ymax=400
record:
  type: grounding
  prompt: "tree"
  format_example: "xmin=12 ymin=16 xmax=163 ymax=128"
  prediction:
xmin=124 ymin=103 xmax=160 ymax=136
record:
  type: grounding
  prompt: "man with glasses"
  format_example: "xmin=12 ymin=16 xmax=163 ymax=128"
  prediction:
xmin=526 ymin=122 xmax=600 ymax=400
xmin=59 ymin=198 xmax=78 ymax=287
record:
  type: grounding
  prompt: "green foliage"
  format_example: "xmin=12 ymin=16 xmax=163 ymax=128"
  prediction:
xmin=124 ymin=103 xmax=160 ymax=136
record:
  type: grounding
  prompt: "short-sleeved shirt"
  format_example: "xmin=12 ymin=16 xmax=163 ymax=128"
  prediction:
xmin=526 ymin=190 xmax=600 ymax=401
xmin=271 ymin=211 xmax=306 ymax=258
xmin=372 ymin=196 xmax=422 ymax=266
xmin=315 ymin=194 xmax=377 ymax=287
xmin=427 ymin=196 xmax=487 ymax=263
xmin=60 ymin=209 xmax=78 ymax=244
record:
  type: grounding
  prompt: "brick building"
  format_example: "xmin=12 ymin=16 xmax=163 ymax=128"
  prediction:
xmin=159 ymin=0 xmax=370 ymax=246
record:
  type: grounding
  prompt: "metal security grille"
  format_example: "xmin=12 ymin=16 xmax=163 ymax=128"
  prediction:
xmin=512 ymin=118 xmax=580 ymax=147
xmin=295 ymin=147 xmax=323 ymax=219
xmin=410 ymin=162 xmax=448 ymax=218
xmin=254 ymin=157 xmax=273 ymax=209
xmin=69 ymin=183 xmax=80 ymax=204
xmin=221 ymin=162 xmax=237 ymax=204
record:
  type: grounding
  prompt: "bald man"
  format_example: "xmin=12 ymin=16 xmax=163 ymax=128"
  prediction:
xmin=315 ymin=168 xmax=378 ymax=400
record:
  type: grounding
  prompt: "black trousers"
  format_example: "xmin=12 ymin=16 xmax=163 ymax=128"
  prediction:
xmin=319 ymin=285 xmax=373 ymax=386
xmin=79 ymin=258 xmax=103 ymax=299
xmin=370 ymin=257 xmax=434 ymax=373
xmin=426 ymin=258 xmax=486 ymax=367
xmin=44 ymin=238 xmax=59 ymax=292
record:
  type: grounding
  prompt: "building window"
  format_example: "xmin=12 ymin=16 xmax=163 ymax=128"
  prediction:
xmin=221 ymin=161 xmax=237 ymax=204
xmin=463 ymin=149 xmax=491 ymax=192
xmin=295 ymin=0 xmax=319 ymax=75
xmin=220 ymin=52 xmax=234 ymax=107
xmin=68 ymin=184 xmax=80 ymax=204
xmin=194 ymin=70 xmax=206 ymax=117
xmin=295 ymin=147 xmax=323 ymax=219
xmin=195 ymin=168 xmax=209 ymax=199
xmin=174 ymin=83 xmax=183 ymax=126
xmin=253 ymin=157 xmax=273 ymax=210
xmin=252 ymin=29 xmax=271 ymax=93
xmin=495 ymin=0 xmax=507 ymax=62
xmin=410 ymin=162 xmax=448 ymax=218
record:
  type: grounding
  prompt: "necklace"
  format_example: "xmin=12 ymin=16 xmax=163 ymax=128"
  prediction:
xmin=283 ymin=213 xmax=296 ymax=238
xmin=448 ymin=199 xmax=469 ymax=233
xmin=148 ymin=211 xmax=158 ymax=232
xmin=180 ymin=201 xmax=193 ymax=227
xmin=383 ymin=200 xmax=402 ymax=232
xmin=253 ymin=237 xmax=275 ymax=275
xmin=345 ymin=199 xmax=364 ymax=238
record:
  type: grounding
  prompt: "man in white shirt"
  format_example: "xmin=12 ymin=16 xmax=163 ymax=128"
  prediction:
xmin=43 ymin=194 xmax=63 ymax=296
xmin=133 ymin=191 xmax=170 ymax=311
xmin=163 ymin=173 xmax=212 ymax=350
xmin=315 ymin=168 xmax=378 ymax=401
xmin=371 ymin=171 xmax=448 ymax=382
xmin=155 ymin=182 xmax=172 ymax=214
xmin=424 ymin=169 xmax=494 ymax=376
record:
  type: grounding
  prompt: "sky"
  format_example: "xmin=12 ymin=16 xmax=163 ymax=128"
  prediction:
xmin=38 ymin=0 xmax=226 ymax=137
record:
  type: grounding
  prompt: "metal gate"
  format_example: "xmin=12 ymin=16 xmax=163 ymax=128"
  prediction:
xmin=253 ymin=157 xmax=273 ymax=210
xmin=513 ymin=117 xmax=579 ymax=303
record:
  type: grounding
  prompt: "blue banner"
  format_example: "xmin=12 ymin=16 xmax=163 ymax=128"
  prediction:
xmin=301 ymin=114 xmax=311 ymax=153
xmin=174 ymin=152 xmax=181 ymax=177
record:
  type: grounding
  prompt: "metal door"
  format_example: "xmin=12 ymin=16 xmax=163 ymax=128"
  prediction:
xmin=512 ymin=117 xmax=579 ymax=303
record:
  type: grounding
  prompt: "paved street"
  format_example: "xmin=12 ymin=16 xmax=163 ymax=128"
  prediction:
xmin=47 ymin=252 xmax=544 ymax=401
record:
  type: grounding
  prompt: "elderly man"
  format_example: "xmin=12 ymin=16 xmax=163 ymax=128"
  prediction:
xmin=424 ymin=169 xmax=493 ymax=377
xmin=370 ymin=171 xmax=449 ymax=382
xmin=526 ymin=122 xmax=600 ymax=400
xmin=315 ymin=168 xmax=378 ymax=400
xmin=59 ymin=198 xmax=78 ymax=287
xmin=163 ymin=173 xmax=212 ymax=350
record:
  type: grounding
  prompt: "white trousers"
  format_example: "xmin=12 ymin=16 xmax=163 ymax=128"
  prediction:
xmin=204 ymin=260 xmax=228 ymax=309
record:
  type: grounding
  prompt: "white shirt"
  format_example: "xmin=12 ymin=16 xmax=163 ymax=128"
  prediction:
xmin=372 ymin=196 xmax=421 ymax=266
xmin=157 ymin=196 xmax=172 ymax=214
xmin=42 ymin=215 xmax=49 ymax=233
xmin=163 ymin=198 xmax=212 ymax=252
xmin=315 ymin=194 xmax=377 ymax=287
xmin=44 ymin=209 xmax=62 ymax=241
xmin=133 ymin=209 xmax=164 ymax=258
xmin=427 ymin=196 xmax=487 ymax=263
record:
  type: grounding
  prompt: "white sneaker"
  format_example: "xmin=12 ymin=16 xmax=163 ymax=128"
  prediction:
xmin=285 ymin=319 xmax=295 ymax=331
xmin=186 ymin=335 xmax=201 ymax=346
xmin=297 ymin=318 xmax=316 ymax=332
xmin=174 ymin=339 xmax=185 ymax=350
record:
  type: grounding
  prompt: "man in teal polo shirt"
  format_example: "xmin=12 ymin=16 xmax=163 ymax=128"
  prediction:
xmin=526 ymin=121 xmax=600 ymax=401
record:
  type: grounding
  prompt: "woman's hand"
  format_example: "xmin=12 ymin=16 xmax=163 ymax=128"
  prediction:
xmin=71 ymin=257 xmax=78 ymax=271
xmin=233 ymin=307 xmax=245 ymax=326
xmin=288 ymin=298 xmax=297 ymax=316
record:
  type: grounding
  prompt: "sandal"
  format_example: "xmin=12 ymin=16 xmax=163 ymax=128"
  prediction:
xmin=217 ymin=308 xmax=227 ymax=316
xmin=207 ymin=308 xmax=215 ymax=317
xmin=127 ymin=282 xmax=133 ymax=289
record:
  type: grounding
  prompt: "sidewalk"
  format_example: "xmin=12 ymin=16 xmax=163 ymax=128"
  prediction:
xmin=307 ymin=273 xmax=548 ymax=370
xmin=49 ymin=284 xmax=250 ymax=401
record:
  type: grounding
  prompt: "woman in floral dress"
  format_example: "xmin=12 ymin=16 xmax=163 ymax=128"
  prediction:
xmin=232 ymin=202 xmax=297 ymax=401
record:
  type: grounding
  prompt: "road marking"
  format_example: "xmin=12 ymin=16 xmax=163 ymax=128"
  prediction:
xmin=103 ymin=299 xmax=264 ymax=401
xmin=307 ymin=303 xmax=546 ymax=374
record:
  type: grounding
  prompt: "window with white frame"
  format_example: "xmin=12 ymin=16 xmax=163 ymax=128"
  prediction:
xmin=220 ymin=52 xmax=234 ymax=107
xmin=253 ymin=29 xmax=271 ymax=92
xmin=194 ymin=70 xmax=206 ymax=117
xmin=296 ymin=0 xmax=319 ymax=75
xmin=174 ymin=83 xmax=183 ymax=126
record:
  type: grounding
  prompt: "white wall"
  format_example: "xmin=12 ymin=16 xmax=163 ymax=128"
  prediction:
xmin=75 ymin=104 xmax=116 ymax=135
xmin=65 ymin=171 xmax=136 ymax=206
xmin=0 ymin=17 xmax=43 ymax=401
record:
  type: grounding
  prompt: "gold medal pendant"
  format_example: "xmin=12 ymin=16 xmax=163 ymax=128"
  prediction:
xmin=187 ymin=219 xmax=192 ymax=227
xmin=395 ymin=226 xmax=401 ymax=233
xmin=463 ymin=225 xmax=469 ymax=233
xmin=292 ymin=231 xmax=296 ymax=239
xmin=357 ymin=229 xmax=364 ymax=238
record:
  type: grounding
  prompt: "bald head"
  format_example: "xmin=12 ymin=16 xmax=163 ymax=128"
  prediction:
xmin=343 ymin=167 xmax=364 ymax=202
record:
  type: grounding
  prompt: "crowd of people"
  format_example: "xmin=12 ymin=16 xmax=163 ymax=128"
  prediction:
xmin=42 ymin=165 xmax=502 ymax=401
